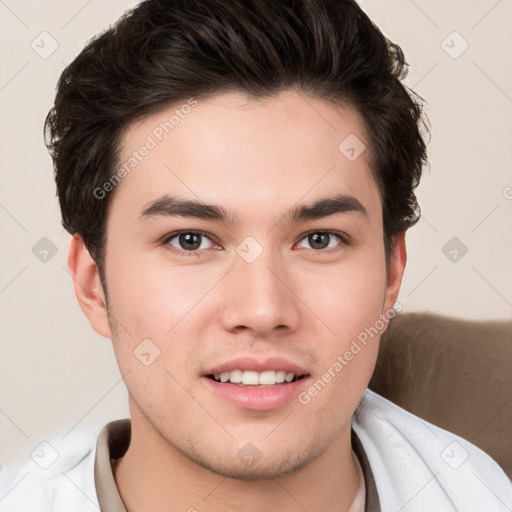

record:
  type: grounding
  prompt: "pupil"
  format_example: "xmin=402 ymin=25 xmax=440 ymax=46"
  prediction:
xmin=309 ymin=232 xmax=329 ymax=249
xmin=179 ymin=233 xmax=201 ymax=250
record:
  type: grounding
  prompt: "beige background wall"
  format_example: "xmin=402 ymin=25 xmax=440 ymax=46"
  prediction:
xmin=1 ymin=0 xmax=511 ymax=465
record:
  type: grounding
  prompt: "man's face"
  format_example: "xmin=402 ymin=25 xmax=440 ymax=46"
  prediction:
xmin=94 ymin=91 xmax=403 ymax=478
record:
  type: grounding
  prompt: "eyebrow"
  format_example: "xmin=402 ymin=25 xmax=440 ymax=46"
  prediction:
xmin=139 ymin=193 xmax=368 ymax=225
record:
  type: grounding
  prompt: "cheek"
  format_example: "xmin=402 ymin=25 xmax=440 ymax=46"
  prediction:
xmin=105 ymin=248 xmax=223 ymax=339
xmin=299 ymin=254 xmax=387 ymax=340
xmin=298 ymin=270 xmax=384 ymax=421
xmin=296 ymin=250 xmax=386 ymax=401
xmin=104 ymin=253 xmax=207 ymax=405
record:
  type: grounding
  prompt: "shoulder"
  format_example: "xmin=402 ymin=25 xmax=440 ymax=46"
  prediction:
xmin=352 ymin=389 xmax=512 ymax=512
xmin=0 ymin=425 xmax=101 ymax=512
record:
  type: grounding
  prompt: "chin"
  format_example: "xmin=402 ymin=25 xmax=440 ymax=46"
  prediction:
xmin=196 ymin=450 xmax=315 ymax=481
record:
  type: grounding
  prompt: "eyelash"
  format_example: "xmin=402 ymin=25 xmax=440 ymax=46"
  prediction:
xmin=162 ymin=230 xmax=350 ymax=256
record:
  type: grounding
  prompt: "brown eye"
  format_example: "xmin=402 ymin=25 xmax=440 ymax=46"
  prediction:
xmin=167 ymin=232 xmax=214 ymax=251
xmin=297 ymin=232 xmax=344 ymax=250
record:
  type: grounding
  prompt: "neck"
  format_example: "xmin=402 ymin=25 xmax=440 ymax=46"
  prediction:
xmin=113 ymin=405 xmax=364 ymax=512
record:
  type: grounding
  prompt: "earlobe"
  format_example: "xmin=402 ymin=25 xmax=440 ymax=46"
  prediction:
xmin=383 ymin=232 xmax=407 ymax=315
xmin=67 ymin=234 xmax=112 ymax=339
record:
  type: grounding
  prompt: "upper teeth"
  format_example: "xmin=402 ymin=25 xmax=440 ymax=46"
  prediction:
xmin=213 ymin=370 xmax=297 ymax=385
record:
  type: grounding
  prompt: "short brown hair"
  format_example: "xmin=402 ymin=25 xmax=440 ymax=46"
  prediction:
xmin=45 ymin=0 xmax=429 ymax=276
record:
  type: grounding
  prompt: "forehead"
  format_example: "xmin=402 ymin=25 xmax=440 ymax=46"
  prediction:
xmin=111 ymin=90 xmax=380 ymax=223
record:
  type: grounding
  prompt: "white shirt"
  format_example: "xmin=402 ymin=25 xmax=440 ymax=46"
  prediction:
xmin=1 ymin=389 xmax=510 ymax=511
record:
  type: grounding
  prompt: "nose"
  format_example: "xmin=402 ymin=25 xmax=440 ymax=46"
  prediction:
xmin=220 ymin=247 xmax=301 ymax=336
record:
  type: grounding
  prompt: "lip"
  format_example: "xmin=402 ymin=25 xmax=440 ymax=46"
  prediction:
xmin=202 ymin=374 xmax=310 ymax=411
xmin=202 ymin=356 xmax=310 ymax=411
xmin=204 ymin=356 xmax=308 ymax=376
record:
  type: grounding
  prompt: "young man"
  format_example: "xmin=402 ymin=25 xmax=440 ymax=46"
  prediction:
xmin=1 ymin=0 xmax=511 ymax=510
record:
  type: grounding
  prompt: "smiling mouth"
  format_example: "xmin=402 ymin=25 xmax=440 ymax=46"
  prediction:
xmin=206 ymin=369 xmax=308 ymax=386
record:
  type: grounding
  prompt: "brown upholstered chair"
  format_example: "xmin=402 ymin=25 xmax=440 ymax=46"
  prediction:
xmin=369 ymin=312 xmax=512 ymax=479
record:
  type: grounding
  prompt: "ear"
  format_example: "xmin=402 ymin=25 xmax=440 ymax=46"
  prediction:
xmin=68 ymin=234 xmax=112 ymax=339
xmin=382 ymin=232 xmax=407 ymax=317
